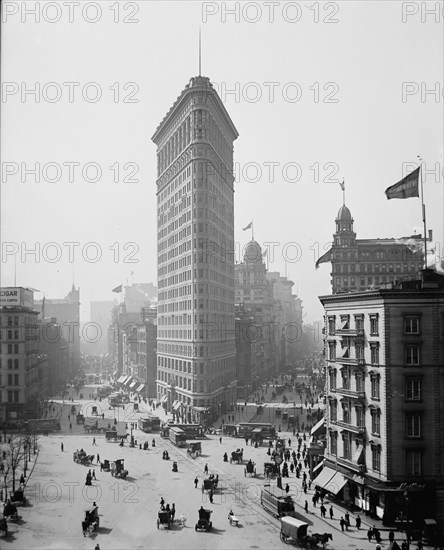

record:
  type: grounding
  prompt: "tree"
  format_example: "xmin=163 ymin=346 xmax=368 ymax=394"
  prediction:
xmin=0 ymin=432 xmax=37 ymax=499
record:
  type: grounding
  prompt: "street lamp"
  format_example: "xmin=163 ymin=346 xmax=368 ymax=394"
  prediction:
xmin=23 ymin=443 xmax=27 ymax=478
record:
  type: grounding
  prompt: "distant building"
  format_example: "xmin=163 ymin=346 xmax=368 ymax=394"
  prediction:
xmin=318 ymin=269 xmax=444 ymax=525
xmin=0 ymin=287 xmax=48 ymax=422
xmin=35 ymin=284 xmax=80 ymax=378
xmin=153 ymin=75 xmax=238 ymax=424
xmin=38 ymin=317 xmax=69 ymax=397
xmin=317 ymin=204 xmax=427 ymax=293
xmin=88 ymin=300 xmax=116 ymax=355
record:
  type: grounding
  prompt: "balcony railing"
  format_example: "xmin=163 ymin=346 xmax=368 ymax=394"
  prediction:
xmin=337 ymin=356 xmax=366 ymax=366
xmin=335 ymin=328 xmax=365 ymax=337
xmin=335 ymin=387 xmax=366 ymax=399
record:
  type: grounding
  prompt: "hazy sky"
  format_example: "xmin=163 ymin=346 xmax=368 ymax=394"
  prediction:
xmin=1 ymin=0 xmax=443 ymax=323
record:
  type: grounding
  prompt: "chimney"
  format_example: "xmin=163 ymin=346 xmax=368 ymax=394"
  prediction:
xmin=428 ymin=229 xmax=433 ymax=241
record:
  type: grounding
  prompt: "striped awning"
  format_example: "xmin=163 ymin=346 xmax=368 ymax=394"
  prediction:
xmin=129 ymin=381 xmax=137 ymax=389
xmin=117 ymin=375 xmax=127 ymax=384
xmin=123 ymin=376 xmax=133 ymax=386
xmin=172 ymin=400 xmax=181 ymax=412
xmin=136 ymin=384 xmax=145 ymax=393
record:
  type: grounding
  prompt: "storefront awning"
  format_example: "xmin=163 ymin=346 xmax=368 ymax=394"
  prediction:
xmin=313 ymin=466 xmax=337 ymax=488
xmin=136 ymin=384 xmax=145 ymax=393
xmin=325 ymin=471 xmax=348 ymax=495
xmin=129 ymin=381 xmax=137 ymax=389
xmin=313 ymin=460 xmax=325 ymax=474
xmin=123 ymin=375 xmax=133 ymax=386
xmin=310 ymin=417 xmax=325 ymax=437
xmin=117 ymin=375 xmax=127 ymax=384
xmin=160 ymin=395 xmax=168 ymax=403
xmin=172 ymin=400 xmax=181 ymax=412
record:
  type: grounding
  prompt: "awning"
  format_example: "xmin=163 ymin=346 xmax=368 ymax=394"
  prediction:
xmin=325 ymin=471 xmax=348 ymax=495
xmin=172 ymin=400 xmax=181 ymax=412
xmin=160 ymin=395 xmax=168 ymax=403
xmin=117 ymin=375 xmax=127 ymax=384
xmin=136 ymin=384 xmax=145 ymax=393
xmin=313 ymin=460 xmax=324 ymax=474
xmin=313 ymin=466 xmax=337 ymax=487
xmin=310 ymin=417 xmax=325 ymax=437
xmin=352 ymin=444 xmax=364 ymax=463
xmin=123 ymin=376 xmax=133 ymax=386
xmin=129 ymin=381 xmax=137 ymax=389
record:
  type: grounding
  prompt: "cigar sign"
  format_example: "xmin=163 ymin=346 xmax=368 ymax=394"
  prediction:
xmin=0 ymin=287 xmax=34 ymax=308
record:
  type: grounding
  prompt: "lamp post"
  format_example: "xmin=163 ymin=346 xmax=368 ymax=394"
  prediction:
xmin=23 ymin=443 xmax=27 ymax=478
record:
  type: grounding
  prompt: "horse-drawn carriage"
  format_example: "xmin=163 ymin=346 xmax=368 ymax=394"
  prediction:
xmin=73 ymin=450 xmax=94 ymax=465
xmin=264 ymin=461 xmax=280 ymax=478
xmin=82 ymin=506 xmax=100 ymax=537
xmin=202 ymin=475 xmax=218 ymax=493
xmin=230 ymin=448 xmax=244 ymax=464
xmin=3 ymin=500 xmax=18 ymax=521
xmin=157 ymin=510 xmax=171 ymax=530
xmin=187 ymin=442 xmax=202 ymax=457
xmin=110 ymin=458 xmax=128 ymax=479
xmin=76 ymin=413 xmax=85 ymax=424
xmin=105 ymin=430 xmax=119 ymax=442
xmin=10 ymin=489 xmax=26 ymax=506
xmin=101 ymin=459 xmax=110 ymax=471
xmin=195 ymin=508 xmax=213 ymax=532
xmin=280 ymin=517 xmax=309 ymax=546
xmin=244 ymin=459 xmax=256 ymax=477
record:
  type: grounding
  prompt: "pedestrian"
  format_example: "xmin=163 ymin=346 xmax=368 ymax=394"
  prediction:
xmin=95 ymin=544 xmax=100 ymax=550
xmin=340 ymin=517 xmax=345 ymax=531
xmin=20 ymin=474 xmax=25 ymax=485
xmin=204 ymin=463 xmax=208 ymax=474
xmin=219 ymin=436 xmax=222 ymax=444
xmin=288 ymin=438 xmax=291 ymax=447
xmin=160 ymin=497 xmax=165 ymax=508
xmin=304 ymin=500 xmax=308 ymax=513
xmin=68 ymin=414 xmax=70 ymax=421
xmin=312 ymin=495 xmax=317 ymax=507
xmin=61 ymin=442 xmax=64 ymax=452
xmin=92 ymin=470 xmax=96 ymax=480
xmin=97 ymin=453 xmax=100 ymax=464
xmin=285 ymin=484 xmax=290 ymax=494
xmin=344 ymin=512 xmax=350 ymax=529
xmin=194 ymin=477 xmax=198 ymax=488
xmin=209 ymin=490 xmax=213 ymax=504
xmin=329 ymin=506 xmax=334 ymax=520
xmin=388 ymin=530 xmax=395 ymax=542
xmin=355 ymin=515 xmax=361 ymax=529
xmin=69 ymin=422 xmax=72 ymax=430
xmin=367 ymin=528 xmax=373 ymax=542
xmin=92 ymin=437 xmax=96 ymax=446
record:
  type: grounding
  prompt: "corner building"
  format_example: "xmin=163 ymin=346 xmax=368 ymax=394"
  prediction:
xmin=152 ymin=76 xmax=238 ymax=424
xmin=319 ymin=269 xmax=444 ymax=525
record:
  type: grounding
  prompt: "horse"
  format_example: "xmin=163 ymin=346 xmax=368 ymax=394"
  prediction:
xmin=312 ymin=533 xmax=333 ymax=549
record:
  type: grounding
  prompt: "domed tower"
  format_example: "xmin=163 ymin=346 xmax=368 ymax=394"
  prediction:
xmin=334 ymin=205 xmax=356 ymax=248
xmin=243 ymin=239 xmax=264 ymax=265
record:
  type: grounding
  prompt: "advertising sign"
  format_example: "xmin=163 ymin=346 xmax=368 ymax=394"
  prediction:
xmin=0 ymin=287 xmax=34 ymax=308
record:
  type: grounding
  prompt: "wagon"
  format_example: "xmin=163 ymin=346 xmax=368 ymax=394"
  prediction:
xmin=187 ymin=442 xmax=202 ymax=457
xmin=157 ymin=510 xmax=171 ymax=530
xmin=105 ymin=430 xmax=119 ymax=442
xmin=195 ymin=508 xmax=212 ymax=532
xmin=202 ymin=478 xmax=215 ymax=493
xmin=101 ymin=459 xmax=110 ymax=471
xmin=264 ymin=461 xmax=280 ymax=478
xmin=82 ymin=506 xmax=100 ymax=537
xmin=279 ymin=516 xmax=309 ymax=546
xmin=230 ymin=448 xmax=244 ymax=464
xmin=244 ymin=460 xmax=256 ymax=477
xmin=110 ymin=458 xmax=128 ymax=479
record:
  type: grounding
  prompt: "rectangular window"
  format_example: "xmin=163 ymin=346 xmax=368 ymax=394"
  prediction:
xmin=372 ymin=446 xmax=381 ymax=472
xmin=343 ymin=434 xmax=352 ymax=460
xmin=369 ymin=314 xmax=379 ymax=336
xmin=330 ymin=433 xmax=337 ymax=456
xmin=13 ymin=317 xmax=18 ymax=326
xmin=405 ymin=450 xmax=421 ymax=476
xmin=8 ymin=391 xmax=13 ymax=403
xmin=405 ymin=379 xmax=421 ymax=401
xmin=371 ymin=410 xmax=381 ymax=435
xmin=14 ymin=344 xmax=18 ymax=354
xmin=340 ymin=315 xmax=350 ymax=330
xmin=356 ymin=407 xmax=365 ymax=427
xmin=371 ymin=376 xmax=380 ymax=400
xmin=356 ymin=374 xmax=365 ymax=393
xmin=370 ymin=343 xmax=380 ymax=365
xmin=354 ymin=315 xmax=364 ymax=331
xmin=329 ymin=400 xmax=337 ymax=422
xmin=342 ymin=403 xmax=351 ymax=424
xmin=405 ymin=316 xmax=420 ymax=334
xmin=405 ymin=346 xmax=420 ymax=366
xmin=341 ymin=369 xmax=350 ymax=390
xmin=328 ymin=342 xmax=336 ymax=361
xmin=329 ymin=369 xmax=337 ymax=390
xmin=355 ymin=344 xmax=364 ymax=361
xmin=14 ymin=390 xmax=19 ymax=403
xmin=406 ymin=414 xmax=421 ymax=438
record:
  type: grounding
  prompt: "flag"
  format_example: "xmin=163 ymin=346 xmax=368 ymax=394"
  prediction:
xmin=315 ymin=248 xmax=332 ymax=270
xmin=242 ymin=221 xmax=252 ymax=231
xmin=112 ymin=285 xmax=122 ymax=293
xmin=339 ymin=179 xmax=345 ymax=191
xmin=385 ymin=167 xmax=420 ymax=200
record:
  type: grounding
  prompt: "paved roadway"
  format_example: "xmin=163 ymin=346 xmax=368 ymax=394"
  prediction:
xmin=2 ymin=389 xmax=409 ymax=549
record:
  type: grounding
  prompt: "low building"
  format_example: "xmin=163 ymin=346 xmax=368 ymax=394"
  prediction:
xmin=318 ymin=269 xmax=444 ymax=525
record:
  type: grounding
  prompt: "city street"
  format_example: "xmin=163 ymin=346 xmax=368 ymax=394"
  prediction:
xmin=2 ymin=389 xmax=411 ymax=549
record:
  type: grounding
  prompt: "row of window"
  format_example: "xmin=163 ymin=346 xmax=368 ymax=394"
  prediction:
xmin=333 ymin=263 xmax=421 ymax=274
xmin=328 ymin=314 xmax=421 ymax=336
xmin=329 ymin=433 xmax=422 ymax=475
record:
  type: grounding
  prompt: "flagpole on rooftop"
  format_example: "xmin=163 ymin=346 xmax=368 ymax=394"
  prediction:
xmin=417 ymin=156 xmax=428 ymax=269
xmin=251 ymin=220 xmax=254 ymax=241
